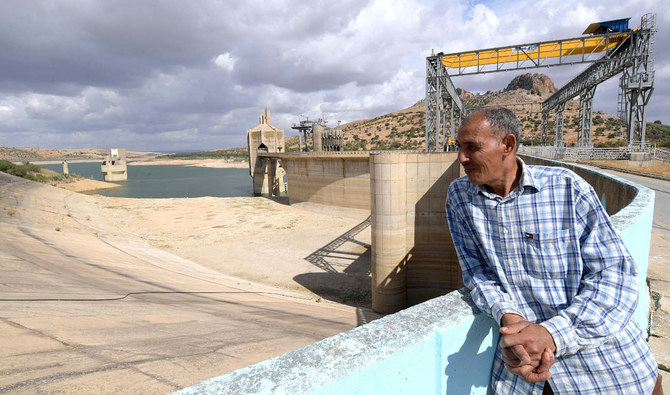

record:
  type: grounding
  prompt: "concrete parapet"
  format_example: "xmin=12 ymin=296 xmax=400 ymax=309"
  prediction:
xmin=174 ymin=289 xmax=499 ymax=395
xmin=521 ymin=155 xmax=638 ymax=219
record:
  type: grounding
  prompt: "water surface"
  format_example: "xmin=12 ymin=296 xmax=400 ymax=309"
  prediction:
xmin=40 ymin=162 xmax=253 ymax=198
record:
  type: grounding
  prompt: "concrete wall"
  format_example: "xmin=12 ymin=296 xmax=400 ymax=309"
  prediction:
xmin=370 ymin=152 xmax=463 ymax=314
xmin=270 ymin=152 xmax=371 ymax=210
xmin=521 ymin=156 xmax=637 ymax=217
xmin=174 ymin=157 xmax=655 ymax=395
xmin=175 ymin=290 xmax=499 ymax=395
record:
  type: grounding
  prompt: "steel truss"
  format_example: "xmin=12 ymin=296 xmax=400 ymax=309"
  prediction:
xmin=554 ymin=103 xmax=566 ymax=147
xmin=578 ymin=86 xmax=596 ymax=147
xmin=441 ymin=32 xmax=629 ymax=76
xmin=541 ymin=112 xmax=549 ymax=145
xmin=425 ymin=57 xmax=465 ymax=152
xmin=426 ymin=14 xmax=656 ymax=152
xmin=541 ymin=13 xmax=656 ymax=149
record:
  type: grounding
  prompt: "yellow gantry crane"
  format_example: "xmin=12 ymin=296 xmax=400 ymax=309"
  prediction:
xmin=441 ymin=33 xmax=629 ymax=72
xmin=438 ymin=18 xmax=633 ymax=75
xmin=425 ymin=15 xmax=656 ymax=151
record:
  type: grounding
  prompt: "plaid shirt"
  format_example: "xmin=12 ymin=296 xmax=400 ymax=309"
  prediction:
xmin=446 ymin=159 xmax=657 ymax=394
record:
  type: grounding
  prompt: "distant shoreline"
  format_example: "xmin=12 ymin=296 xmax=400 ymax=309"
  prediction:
xmin=129 ymin=159 xmax=248 ymax=168
xmin=18 ymin=159 xmax=101 ymax=165
xmin=29 ymin=158 xmax=248 ymax=169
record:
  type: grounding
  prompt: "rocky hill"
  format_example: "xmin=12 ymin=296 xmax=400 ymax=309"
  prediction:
xmin=506 ymin=73 xmax=556 ymax=96
xmin=286 ymin=73 xmax=633 ymax=151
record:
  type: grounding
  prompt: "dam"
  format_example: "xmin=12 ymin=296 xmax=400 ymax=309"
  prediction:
xmin=192 ymin=144 xmax=655 ymax=393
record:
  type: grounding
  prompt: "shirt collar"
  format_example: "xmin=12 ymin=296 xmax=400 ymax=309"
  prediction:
xmin=466 ymin=157 xmax=542 ymax=198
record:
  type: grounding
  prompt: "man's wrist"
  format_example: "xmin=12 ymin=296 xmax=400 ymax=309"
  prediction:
xmin=501 ymin=313 xmax=526 ymax=327
xmin=540 ymin=316 xmax=573 ymax=357
xmin=537 ymin=323 xmax=557 ymax=353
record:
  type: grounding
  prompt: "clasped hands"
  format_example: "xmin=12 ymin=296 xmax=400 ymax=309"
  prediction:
xmin=499 ymin=313 xmax=556 ymax=383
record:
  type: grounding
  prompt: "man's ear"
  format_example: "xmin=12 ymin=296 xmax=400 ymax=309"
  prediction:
xmin=502 ymin=134 xmax=517 ymax=154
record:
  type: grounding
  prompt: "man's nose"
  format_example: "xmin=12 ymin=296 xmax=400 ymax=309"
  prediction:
xmin=458 ymin=149 xmax=468 ymax=164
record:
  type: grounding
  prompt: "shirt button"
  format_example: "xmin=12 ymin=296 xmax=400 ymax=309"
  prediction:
xmin=532 ymin=391 xmax=538 ymax=395
xmin=548 ymin=242 xmax=555 ymax=248
xmin=503 ymin=228 xmax=508 ymax=234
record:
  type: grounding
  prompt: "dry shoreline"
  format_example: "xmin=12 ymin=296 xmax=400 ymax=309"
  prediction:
xmin=0 ymin=173 xmax=373 ymax=393
xmin=43 ymin=160 xmax=372 ymax=303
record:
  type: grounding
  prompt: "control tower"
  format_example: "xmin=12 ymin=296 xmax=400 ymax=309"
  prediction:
xmin=246 ymin=108 xmax=286 ymax=195
xmin=101 ymin=148 xmax=128 ymax=181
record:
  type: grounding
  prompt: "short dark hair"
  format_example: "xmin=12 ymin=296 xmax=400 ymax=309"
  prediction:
xmin=462 ymin=107 xmax=520 ymax=148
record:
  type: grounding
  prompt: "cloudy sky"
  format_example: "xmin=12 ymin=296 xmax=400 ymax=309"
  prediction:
xmin=1 ymin=0 xmax=667 ymax=152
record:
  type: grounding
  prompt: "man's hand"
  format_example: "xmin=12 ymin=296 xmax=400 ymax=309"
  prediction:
xmin=506 ymin=348 xmax=554 ymax=383
xmin=500 ymin=314 xmax=532 ymax=366
xmin=499 ymin=314 xmax=557 ymax=383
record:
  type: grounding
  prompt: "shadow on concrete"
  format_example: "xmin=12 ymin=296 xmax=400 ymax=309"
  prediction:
xmin=293 ymin=216 xmax=381 ymax=325
xmin=444 ymin=290 xmax=496 ymax=393
xmin=264 ymin=195 xmax=290 ymax=205
xmin=404 ymin=160 xmax=463 ymax=308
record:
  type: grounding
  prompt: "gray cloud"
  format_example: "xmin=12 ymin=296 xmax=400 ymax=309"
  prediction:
xmin=0 ymin=0 xmax=667 ymax=152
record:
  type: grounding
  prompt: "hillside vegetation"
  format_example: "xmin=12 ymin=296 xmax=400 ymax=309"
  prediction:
xmin=287 ymin=73 xmax=670 ymax=152
xmin=0 ymin=160 xmax=70 ymax=183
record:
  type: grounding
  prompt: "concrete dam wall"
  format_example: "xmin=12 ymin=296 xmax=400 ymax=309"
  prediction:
xmin=179 ymin=154 xmax=654 ymax=394
xmin=272 ymin=152 xmax=371 ymax=210
xmin=262 ymin=151 xmax=649 ymax=314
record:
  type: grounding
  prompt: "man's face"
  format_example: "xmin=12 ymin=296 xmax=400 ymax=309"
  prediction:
xmin=456 ymin=115 xmax=507 ymax=186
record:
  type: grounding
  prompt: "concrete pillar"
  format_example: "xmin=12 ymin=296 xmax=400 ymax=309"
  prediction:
xmin=252 ymin=158 xmax=268 ymax=195
xmin=370 ymin=153 xmax=407 ymax=314
xmin=313 ymin=124 xmax=324 ymax=152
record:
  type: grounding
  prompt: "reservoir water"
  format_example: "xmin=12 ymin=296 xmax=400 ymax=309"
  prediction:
xmin=40 ymin=162 xmax=253 ymax=198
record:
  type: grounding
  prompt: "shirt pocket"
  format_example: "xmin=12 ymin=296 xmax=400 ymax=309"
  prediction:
xmin=521 ymin=228 xmax=570 ymax=279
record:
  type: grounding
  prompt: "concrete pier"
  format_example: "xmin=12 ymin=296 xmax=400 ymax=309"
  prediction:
xmin=101 ymin=148 xmax=128 ymax=181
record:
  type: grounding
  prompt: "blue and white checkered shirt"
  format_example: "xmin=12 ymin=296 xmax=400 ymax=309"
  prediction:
xmin=446 ymin=159 xmax=657 ymax=394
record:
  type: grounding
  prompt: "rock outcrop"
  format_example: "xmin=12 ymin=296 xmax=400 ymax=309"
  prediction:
xmin=456 ymin=88 xmax=475 ymax=100
xmin=504 ymin=73 xmax=557 ymax=96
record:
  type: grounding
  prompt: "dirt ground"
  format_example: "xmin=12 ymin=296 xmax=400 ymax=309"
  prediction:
xmin=0 ymin=171 xmax=377 ymax=394
xmin=97 ymin=195 xmax=373 ymax=306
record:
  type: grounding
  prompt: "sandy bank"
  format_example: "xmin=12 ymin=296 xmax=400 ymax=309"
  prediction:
xmin=99 ymin=196 xmax=372 ymax=304
xmin=54 ymin=178 xmax=121 ymax=192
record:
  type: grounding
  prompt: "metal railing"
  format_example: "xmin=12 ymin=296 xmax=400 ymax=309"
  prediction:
xmin=519 ymin=143 xmax=670 ymax=162
xmin=652 ymin=147 xmax=670 ymax=161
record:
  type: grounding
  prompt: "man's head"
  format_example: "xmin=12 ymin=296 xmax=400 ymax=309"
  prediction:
xmin=456 ymin=107 xmax=519 ymax=189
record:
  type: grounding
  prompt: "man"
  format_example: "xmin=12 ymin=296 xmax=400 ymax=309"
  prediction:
xmin=445 ymin=107 xmax=660 ymax=394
